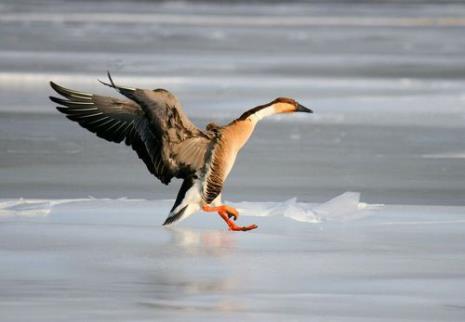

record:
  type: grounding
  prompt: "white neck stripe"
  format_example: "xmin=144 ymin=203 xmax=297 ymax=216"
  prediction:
xmin=248 ymin=104 xmax=276 ymax=123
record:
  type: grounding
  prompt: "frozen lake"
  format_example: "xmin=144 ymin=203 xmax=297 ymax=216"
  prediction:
xmin=1 ymin=0 xmax=465 ymax=321
xmin=1 ymin=197 xmax=465 ymax=321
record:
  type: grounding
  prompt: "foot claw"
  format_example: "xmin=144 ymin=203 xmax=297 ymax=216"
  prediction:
xmin=223 ymin=206 xmax=238 ymax=221
xmin=226 ymin=211 xmax=238 ymax=221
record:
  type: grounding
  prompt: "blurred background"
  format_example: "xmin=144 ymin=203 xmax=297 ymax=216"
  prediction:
xmin=1 ymin=0 xmax=465 ymax=204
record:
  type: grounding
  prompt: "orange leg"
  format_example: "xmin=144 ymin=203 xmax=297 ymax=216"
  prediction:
xmin=202 ymin=205 xmax=258 ymax=232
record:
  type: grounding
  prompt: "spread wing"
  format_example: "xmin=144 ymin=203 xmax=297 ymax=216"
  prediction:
xmin=50 ymin=80 xmax=213 ymax=184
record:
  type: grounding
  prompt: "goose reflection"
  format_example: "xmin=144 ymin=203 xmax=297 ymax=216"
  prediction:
xmin=167 ymin=227 xmax=235 ymax=256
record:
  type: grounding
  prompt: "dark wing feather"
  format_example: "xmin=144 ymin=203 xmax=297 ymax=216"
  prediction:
xmin=50 ymin=82 xmax=142 ymax=144
xmin=98 ymin=75 xmax=215 ymax=179
xmin=129 ymin=89 xmax=216 ymax=180
xmin=51 ymin=80 xmax=214 ymax=185
xmin=50 ymin=81 xmax=174 ymax=182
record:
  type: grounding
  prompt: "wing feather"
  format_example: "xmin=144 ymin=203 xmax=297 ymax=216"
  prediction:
xmin=51 ymin=78 xmax=215 ymax=185
xmin=97 ymin=75 xmax=215 ymax=176
xmin=51 ymin=82 xmax=169 ymax=181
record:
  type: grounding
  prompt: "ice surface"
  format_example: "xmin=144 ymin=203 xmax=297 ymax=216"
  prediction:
xmin=0 ymin=192 xmax=381 ymax=224
xmin=422 ymin=152 xmax=465 ymax=159
xmin=2 ymin=0 xmax=465 ymax=126
xmin=1 ymin=195 xmax=465 ymax=321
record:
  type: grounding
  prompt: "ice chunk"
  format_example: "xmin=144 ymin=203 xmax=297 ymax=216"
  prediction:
xmin=313 ymin=191 xmax=382 ymax=221
xmin=233 ymin=192 xmax=382 ymax=223
xmin=276 ymin=198 xmax=319 ymax=223
xmin=233 ymin=198 xmax=319 ymax=223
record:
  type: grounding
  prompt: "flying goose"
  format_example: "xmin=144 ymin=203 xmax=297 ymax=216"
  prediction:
xmin=50 ymin=73 xmax=312 ymax=231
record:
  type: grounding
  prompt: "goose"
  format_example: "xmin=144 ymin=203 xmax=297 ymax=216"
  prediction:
xmin=50 ymin=73 xmax=312 ymax=231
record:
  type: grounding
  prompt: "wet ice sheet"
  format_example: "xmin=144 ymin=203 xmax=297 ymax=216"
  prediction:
xmin=1 ymin=197 xmax=465 ymax=321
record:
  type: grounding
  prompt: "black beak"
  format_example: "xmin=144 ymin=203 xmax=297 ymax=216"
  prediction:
xmin=296 ymin=104 xmax=313 ymax=113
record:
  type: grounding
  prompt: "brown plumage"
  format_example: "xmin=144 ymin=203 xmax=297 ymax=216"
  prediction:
xmin=50 ymin=73 xmax=312 ymax=231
